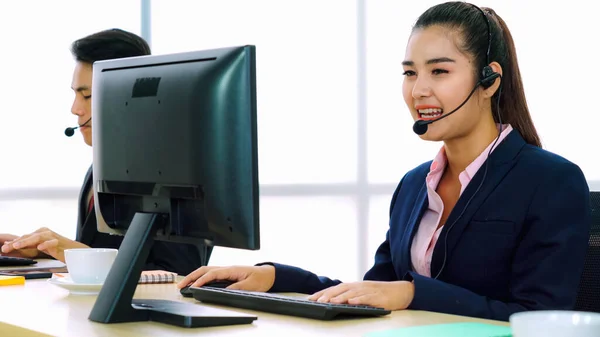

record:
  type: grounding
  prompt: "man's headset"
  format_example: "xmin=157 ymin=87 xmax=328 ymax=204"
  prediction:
xmin=65 ymin=118 xmax=91 ymax=137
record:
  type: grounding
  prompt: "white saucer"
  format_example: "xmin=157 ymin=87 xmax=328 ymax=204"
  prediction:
xmin=47 ymin=275 xmax=103 ymax=295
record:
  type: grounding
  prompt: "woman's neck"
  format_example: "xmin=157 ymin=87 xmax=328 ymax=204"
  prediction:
xmin=443 ymin=120 xmax=500 ymax=178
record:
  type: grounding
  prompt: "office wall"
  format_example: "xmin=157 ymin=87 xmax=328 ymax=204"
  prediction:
xmin=0 ymin=0 xmax=597 ymax=281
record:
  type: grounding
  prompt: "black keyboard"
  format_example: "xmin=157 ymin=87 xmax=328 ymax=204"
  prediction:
xmin=0 ymin=256 xmax=37 ymax=266
xmin=188 ymin=286 xmax=391 ymax=320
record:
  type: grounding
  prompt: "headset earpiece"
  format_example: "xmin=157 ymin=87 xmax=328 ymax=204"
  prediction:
xmin=480 ymin=65 xmax=500 ymax=89
xmin=477 ymin=7 xmax=501 ymax=90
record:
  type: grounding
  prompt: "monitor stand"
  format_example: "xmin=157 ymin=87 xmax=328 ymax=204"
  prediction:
xmin=88 ymin=212 xmax=257 ymax=328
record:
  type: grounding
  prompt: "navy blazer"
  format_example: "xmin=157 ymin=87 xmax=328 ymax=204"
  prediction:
xmin=265 ymin=130 xmax=591 ymax=321
xmin=75 ymin=165 xmax=204 ymax=276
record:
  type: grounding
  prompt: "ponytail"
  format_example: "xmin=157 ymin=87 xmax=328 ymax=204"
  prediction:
xmin=485 ymin=8 xmax=542 ymax=147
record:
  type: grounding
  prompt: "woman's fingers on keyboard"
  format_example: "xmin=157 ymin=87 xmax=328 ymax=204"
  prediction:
xmin=177 ymin=266 xmax=220 ymax=288
xmin=193 ymin=268 xmax=237 ymax=287
xmin=226 ymin=279 xmax=254 ymax=290
xmin=178 ymin=265 xmax=274 ymax=293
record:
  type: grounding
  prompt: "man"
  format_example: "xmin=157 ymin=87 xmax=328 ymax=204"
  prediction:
xmin=0 ymin=29 xmax=203 ymax=275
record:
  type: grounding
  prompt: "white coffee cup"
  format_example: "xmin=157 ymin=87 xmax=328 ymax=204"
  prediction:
xmin=64 ymin=248 xmax=118 ymax=284
xmin=510 ymin=310 xmax=600 ymax=337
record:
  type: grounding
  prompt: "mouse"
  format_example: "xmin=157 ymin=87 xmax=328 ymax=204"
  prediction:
xmin=179 ymin=280 xmax=236 ymax=297
xmin=180 ymin=285 xmax=194 ymax=297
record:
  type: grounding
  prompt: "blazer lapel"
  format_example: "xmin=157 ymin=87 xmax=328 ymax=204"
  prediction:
xmin=430 ymin=130 xmax=526 ymax=278
xmin=75 ymin=164 xmax=93 ymax=242
xmin=398 ymin=183 xmax=428 ymax=275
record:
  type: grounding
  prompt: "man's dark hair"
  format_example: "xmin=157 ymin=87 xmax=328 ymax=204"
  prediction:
xmin=70 ymin=28 xmax=151 ymax=64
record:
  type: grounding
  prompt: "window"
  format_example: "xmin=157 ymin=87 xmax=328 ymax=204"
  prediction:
xmin=151 ymin=0 xmax=358 ymax=185
xmin=150 ymin=0 xmax=364 ymax=280
xmin=0 ymin=1 xmax=140 ymax=238
xmin=209 ymin=196 xmax=359 ymax=282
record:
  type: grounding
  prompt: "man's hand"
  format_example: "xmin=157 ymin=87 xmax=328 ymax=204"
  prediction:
xmin=307 ymin=280 xmax=415 ymax=311
xmin=0 ymin=233 xmax=40 ymax=258
xmin=1 ymin=228 xmax=89 ymax=262
xmin=0 ymin=233 xmax=18 ymax=245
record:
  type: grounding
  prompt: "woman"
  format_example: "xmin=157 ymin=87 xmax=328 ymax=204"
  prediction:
xmin=177 ymin=2 xmax=591 ymax=321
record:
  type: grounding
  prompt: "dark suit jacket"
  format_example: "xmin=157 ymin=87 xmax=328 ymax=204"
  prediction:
xmin=75 ymin=165 xmax=203 ymax=276
xmin=265 ymin=130 xmax=591 ymax=321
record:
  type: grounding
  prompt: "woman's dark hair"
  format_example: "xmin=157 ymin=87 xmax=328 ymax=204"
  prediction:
xmin=413 ymin=1 xmax=541 ymax=147
xmin=71 ymin=28 xmax=151 ymax=64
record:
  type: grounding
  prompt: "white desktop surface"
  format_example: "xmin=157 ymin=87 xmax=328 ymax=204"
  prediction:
xmin=0 ymin=277 xmax=508 ymax=336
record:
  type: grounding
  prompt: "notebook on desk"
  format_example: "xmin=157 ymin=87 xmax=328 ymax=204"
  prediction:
xmin=139 ymin=270 xmax=177 ymax=284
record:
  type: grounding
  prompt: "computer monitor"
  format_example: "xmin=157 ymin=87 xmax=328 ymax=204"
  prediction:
xmin=88 ymin=45 xmax=260 ymax=328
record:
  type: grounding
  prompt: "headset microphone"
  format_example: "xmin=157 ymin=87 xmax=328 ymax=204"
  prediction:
xmin=412 ymin=69 xmax=500 ymax=136
xmin=64 ymin=118 xmax=91 ymax=137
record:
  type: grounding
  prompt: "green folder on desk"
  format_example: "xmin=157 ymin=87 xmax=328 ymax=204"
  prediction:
xmin=365 ymin=322 xmax=512 ymax=337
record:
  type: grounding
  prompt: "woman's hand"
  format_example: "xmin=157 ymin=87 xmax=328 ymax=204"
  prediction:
xmin=1 ymin=227 xmax=89 ymax=262
xmin=307 ymin=280 xmax=415 ymax=311
xmin=177 ymin=265 xmax=276 ymax=292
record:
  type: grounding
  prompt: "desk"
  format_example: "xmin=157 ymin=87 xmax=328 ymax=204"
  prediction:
xmin=0 ymin=279 xmax=508 ymax=336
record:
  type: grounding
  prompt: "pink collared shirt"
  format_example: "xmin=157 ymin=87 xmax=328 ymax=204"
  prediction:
xmin=410 ymin=124 xmax=513 ymax=277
